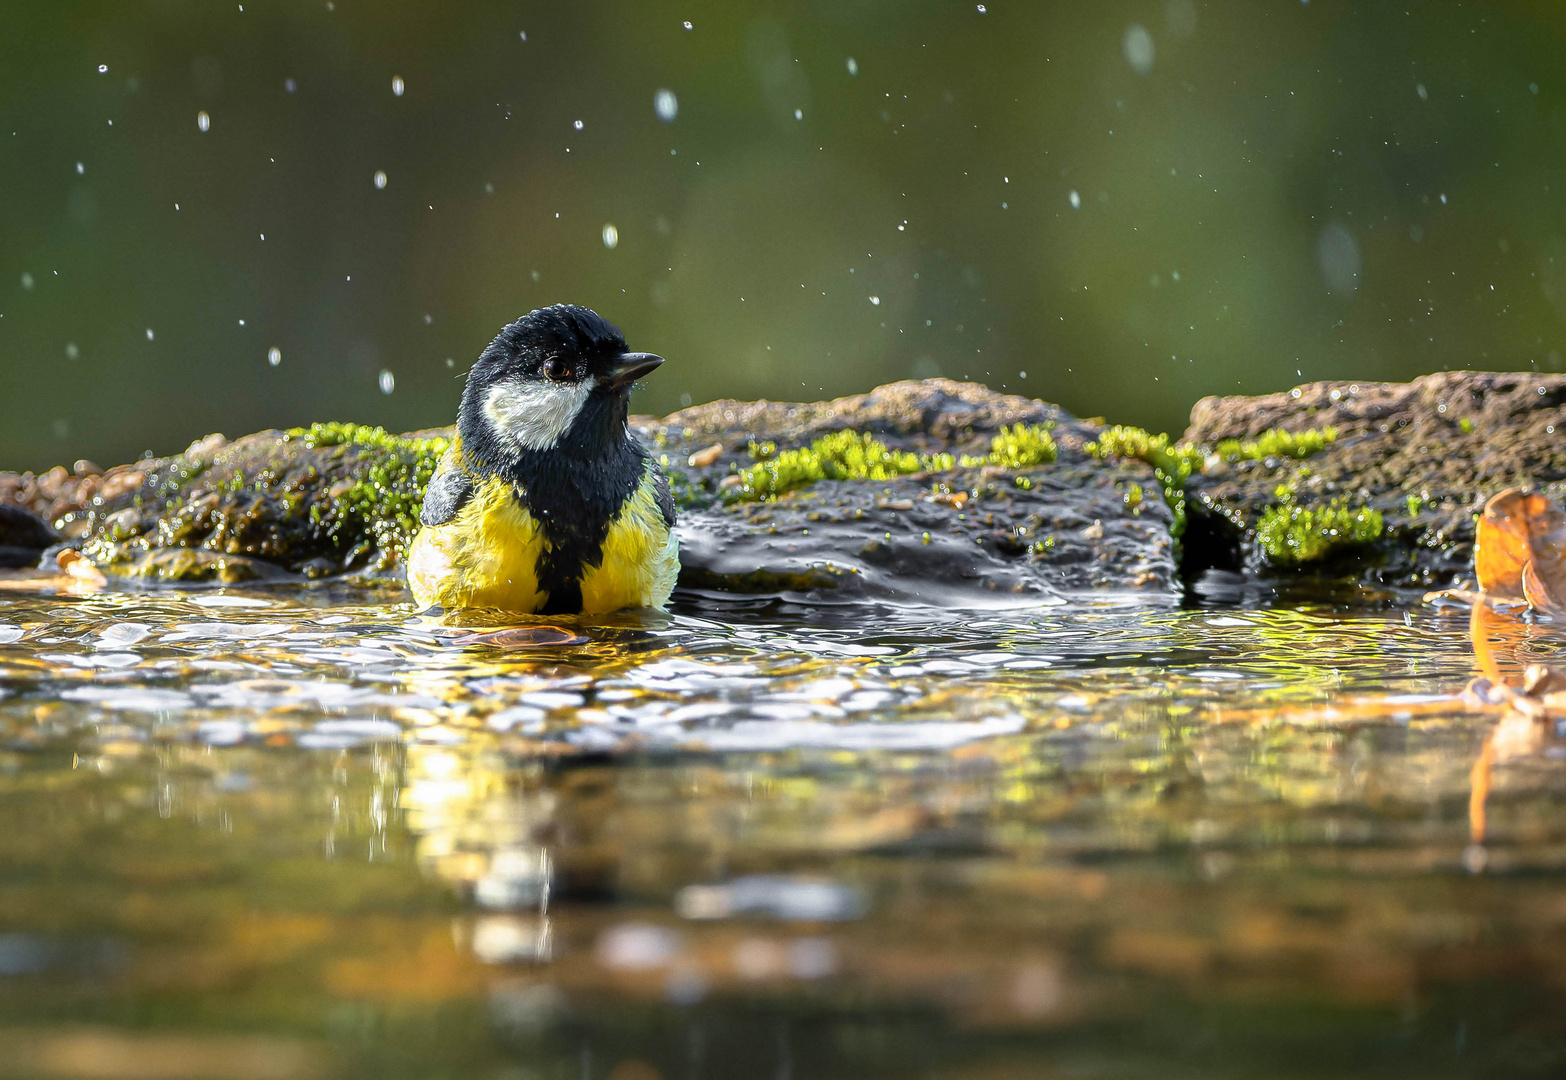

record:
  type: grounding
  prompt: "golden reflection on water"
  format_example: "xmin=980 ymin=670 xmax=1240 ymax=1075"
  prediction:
xmin=1 ymin=586 xmax=1565 ymax=1077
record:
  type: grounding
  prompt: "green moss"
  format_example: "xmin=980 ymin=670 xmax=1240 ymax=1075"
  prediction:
xmin=734 ymin=430 xmax=933 ymax=501
xmin=729 ymin=423 xmax=1056 ymax=502
xmin=1255 ymin=499 xmax=1383 ymax=565
xmin=1083 ymin=426 xmax=1202 ymax=537
xmin=1085 ymin=426 xmax=1202 ymax=481
xmin=666 ymin=468 xmax=710 ymax=510
xmin=282 ymin=423 xmax=450 ymax=564
xmin=1214 ymin=426 xmax=1337 ymax=463
xmin=986 ymin=423 xmax=1058 ymax=469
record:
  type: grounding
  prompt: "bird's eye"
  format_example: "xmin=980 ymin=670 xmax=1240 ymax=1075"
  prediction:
xmin=543 ymin=358 xmax=572 ymax=381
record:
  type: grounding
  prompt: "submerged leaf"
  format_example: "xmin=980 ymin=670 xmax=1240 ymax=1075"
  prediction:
xmin=451 ymin=626 xmax=588 ymax=648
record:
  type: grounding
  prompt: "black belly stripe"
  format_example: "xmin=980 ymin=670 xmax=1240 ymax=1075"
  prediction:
xmin=532 ymin=505 xmax=593 ymax=615
xmin=509 ymin=448 xmax=648 ymax=613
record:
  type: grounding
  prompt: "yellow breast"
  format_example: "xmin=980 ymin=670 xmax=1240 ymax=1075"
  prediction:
xmin=407 ymin=471 xmax=678 ymax=615
xmin=579 ymin=471 xmax=681 ymax=614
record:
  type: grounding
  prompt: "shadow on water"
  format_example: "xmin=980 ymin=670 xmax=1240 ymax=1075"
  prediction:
xmin=0 ymin=580 xmax=1564 ymax=1078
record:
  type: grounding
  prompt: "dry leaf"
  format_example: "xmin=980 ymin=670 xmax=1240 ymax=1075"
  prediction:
xmin=55 ymin=549 xmax=106 ymax=588
xmin=1521 ymin=559 xmax=1566 ymax=615
xmin=1474 ymin=489 xmax=1562 ymax=599
xmin=1475 ymin=489 xmax=1566 ymax=609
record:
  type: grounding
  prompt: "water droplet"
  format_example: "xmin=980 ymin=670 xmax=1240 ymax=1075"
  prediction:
xmin=794 ymin=108 xmax=803 ymax=120
xmin=655 ymin=89 xmax=678 ymax=122
xmin=519 ymin=31 xmax=527 ymax=41
xmin=573 ymin=119 xmax=585 ymax=132
xmin=1315 ymin=223 xmax=1361 ymax=295
xmin=373 ymin=170 xmax=388 ymax=189
xmin=196 ymin=111 xmax=211 ymax=132
xmin=391 ymin=75 xmax=405 ymax=97
xmin=847 ymin=57 xmax=858 ymax=76
xmin=65 ymin=343 xmax=79 ymax=360
xmin=145 ymin=328 xmax=155 ymax=341
xmin=602 ymin=224 xmax=619 ymax=249
xmin=97 ymin=64 xmax=108 ymax=74
xmin=682 ymin=20 xmax=693 ymax=29
xmin=1068 ymin=190 xmax=1081 ymax=210
xmin=75 ymin=162 xmax=84 ymax=174
xmin=869 ymin=296 xmax=881 ymax=306
xmin=378 ymin=369 xmax=395 ymax=394
xmin=1122 ymin=25 xmax=1155 ymax=75
xmin=267 ymin=347 xmax=282 ymax=366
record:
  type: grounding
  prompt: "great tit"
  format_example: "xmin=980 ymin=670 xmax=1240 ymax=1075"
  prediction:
xmin=407 ymin=304 xmax=678 ymax=615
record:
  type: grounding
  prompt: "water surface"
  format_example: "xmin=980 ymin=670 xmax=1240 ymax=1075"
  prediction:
xmin=1 ymin=584 xmax=1564 ymax=1079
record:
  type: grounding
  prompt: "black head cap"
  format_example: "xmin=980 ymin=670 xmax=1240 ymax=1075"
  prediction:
xmin=458 ymin=304 xmax=664 ymax=465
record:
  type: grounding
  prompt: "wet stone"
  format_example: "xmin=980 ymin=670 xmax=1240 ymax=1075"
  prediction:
xmin=1183 ymin=370 xmax=1566 ymax=590
xmin=641 ymin=379 xmax=1174 ymax=601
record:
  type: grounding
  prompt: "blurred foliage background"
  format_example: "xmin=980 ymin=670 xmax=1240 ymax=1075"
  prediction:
xmin=4 ymin=0 xmax=1566 ymax=470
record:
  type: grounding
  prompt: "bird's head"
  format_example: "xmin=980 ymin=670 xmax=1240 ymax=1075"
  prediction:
xmin=457 ymin=304 xmax=664 ymax=466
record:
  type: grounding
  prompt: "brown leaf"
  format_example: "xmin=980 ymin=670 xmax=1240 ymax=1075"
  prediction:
xmin=56 ymin=549 xmax=106 ymax=588
xmin=1522 ymin=558 xmax=1566 ymax=615
xmin=1475 ymin=489 xmax=1566 ymax=606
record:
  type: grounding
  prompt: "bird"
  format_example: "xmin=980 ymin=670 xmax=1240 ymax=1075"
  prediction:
xmin=407 ymin=304 xmax=678 ymax=615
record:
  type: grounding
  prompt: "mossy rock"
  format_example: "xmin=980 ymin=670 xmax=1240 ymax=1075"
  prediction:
xmin=0 ymin=424 xmax=450 ymax=581
xmin=0 ymin=380 xmax=1177 ymax=599
xmin=639 ymin=380 xmax=1176 ymax=601
xmin=1181 ymin=370 xmax=1566 ymax=590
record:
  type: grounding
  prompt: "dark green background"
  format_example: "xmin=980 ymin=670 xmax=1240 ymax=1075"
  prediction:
xmin=4 ymin=0 xmax=1566 ymax=471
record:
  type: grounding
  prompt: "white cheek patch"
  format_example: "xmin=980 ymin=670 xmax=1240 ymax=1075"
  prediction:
xmin=483 ymin=379 xmax=594 ymax=450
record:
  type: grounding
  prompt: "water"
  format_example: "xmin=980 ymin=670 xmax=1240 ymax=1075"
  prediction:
xmin=2 ymin=582 xmax=1564 ymax=1078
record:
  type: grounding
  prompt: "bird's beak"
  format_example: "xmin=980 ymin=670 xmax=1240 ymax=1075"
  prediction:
xmin=607 ymin=351 xmax=665 ymax=390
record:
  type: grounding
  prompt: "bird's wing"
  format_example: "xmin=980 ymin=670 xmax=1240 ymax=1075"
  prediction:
xmin=650 ymin=459 xmax=676 ymax=528
xmin=419 ymin=453 xmax=476 ymax=527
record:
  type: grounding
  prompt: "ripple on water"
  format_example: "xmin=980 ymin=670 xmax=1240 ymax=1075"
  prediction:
xmin=4 ymin=582 xmax=1563 ymax=1075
